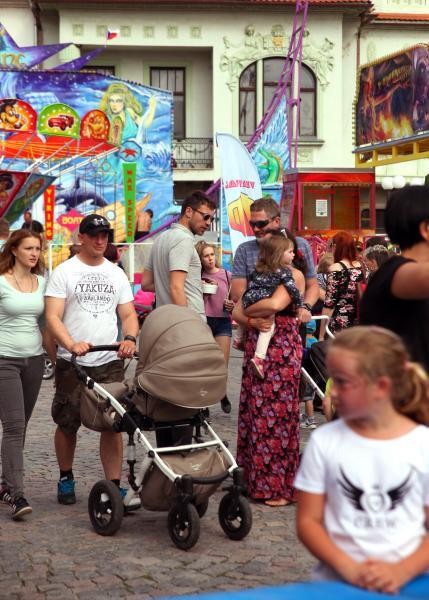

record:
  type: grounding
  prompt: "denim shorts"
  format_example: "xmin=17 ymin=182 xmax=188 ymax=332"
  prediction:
xmin=207 ymin=316 xmax=232 ymax=338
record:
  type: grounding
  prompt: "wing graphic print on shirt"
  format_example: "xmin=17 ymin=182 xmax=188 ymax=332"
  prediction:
xmin=337 ymin=467 xmax=413 ymax=513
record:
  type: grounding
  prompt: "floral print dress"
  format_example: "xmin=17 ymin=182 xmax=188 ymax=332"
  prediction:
xmin=324 ymin=262 xmax=364 ymax=332
xmin=236 ymin=308 xmax=302 ymax=502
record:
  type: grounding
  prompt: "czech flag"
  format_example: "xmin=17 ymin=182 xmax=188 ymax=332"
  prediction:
xmin=106 ymin=29 xmax=119 ymax=41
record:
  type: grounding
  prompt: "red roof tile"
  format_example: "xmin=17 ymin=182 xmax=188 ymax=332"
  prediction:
xmin=39 ymin=0 xmax=372 ymax=5
xmin=375 ymin=12 xmax=429 ymax=22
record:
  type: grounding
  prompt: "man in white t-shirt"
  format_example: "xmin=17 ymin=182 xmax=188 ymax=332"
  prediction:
xmin=46 ymin=214 xmax=139 ymax=505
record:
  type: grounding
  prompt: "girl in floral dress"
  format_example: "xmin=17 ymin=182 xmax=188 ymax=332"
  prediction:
xmin=233 ymin=232 xmax=305 ymax=507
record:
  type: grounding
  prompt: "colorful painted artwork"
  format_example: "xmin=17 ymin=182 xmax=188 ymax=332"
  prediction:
xmin=0 ymin=170 xmax=30 ymax=216
xmin=355 ymin=45 xmax=429 ymax=146
xmin=0 ymin=69 xmax=173 ymax=246
xmin=219 ymin=97 xmax=290 ymax=269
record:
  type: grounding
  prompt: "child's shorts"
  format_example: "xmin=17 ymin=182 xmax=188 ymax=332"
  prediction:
xmin=207 ymin=316 xmax=232 ymax=337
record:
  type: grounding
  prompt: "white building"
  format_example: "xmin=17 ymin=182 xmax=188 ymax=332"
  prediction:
xmin=3 ymin=0 xmax=429 ymax=230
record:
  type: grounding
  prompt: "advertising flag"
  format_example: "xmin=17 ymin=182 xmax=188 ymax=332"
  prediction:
xmin=44 ymin=186 xmax=55 ymax=240
xmin=216 ymin=133 xmax=262 ymax=258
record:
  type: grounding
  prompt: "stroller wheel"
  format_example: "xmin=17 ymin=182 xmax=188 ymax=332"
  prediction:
xmin=218 ymin=493 xmax=252 ymax=541
xmin=167 ymin=502 xmax=200 ymax=550
xmin=88 ymin=480 xmax=124 ymax=536
xmin=194 ymin=499 xmax=209 ymax=518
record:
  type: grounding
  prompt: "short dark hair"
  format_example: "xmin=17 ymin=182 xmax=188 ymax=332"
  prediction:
xmin=145 ymin=209 xmax=154 ymax=218
xmin=180 ymin=190 xmax=216 ymax=215
xmin=385 ymin=185 xmax=429 ymax=250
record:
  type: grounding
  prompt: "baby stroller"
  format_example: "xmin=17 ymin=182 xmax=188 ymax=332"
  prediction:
xmin=72 ymin=305 xmax=252 ymax=550
xmin=300 ymin=315 xmax=334 ymax=404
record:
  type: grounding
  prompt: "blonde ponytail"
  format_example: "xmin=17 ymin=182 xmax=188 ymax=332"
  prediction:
xmin=330 ymin=326 xmax=429 ymax=425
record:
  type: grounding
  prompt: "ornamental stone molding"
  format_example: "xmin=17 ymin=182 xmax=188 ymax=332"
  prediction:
xmin=220 ymin=26 xmax=334 ymax=91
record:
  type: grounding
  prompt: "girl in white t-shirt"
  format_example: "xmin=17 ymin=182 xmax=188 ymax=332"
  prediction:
xmin=295 ymin=326 xmax=429 ymax=595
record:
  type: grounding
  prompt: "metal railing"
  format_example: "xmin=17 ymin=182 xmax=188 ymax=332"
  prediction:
xmin=172 ymin=137 xmax=213 ymax=169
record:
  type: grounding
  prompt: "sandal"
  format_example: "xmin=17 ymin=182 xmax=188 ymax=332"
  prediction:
xmin=264 ymin=498 xmax=291 ymax=507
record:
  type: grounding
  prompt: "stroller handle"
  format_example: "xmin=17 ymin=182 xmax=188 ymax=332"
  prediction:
xmin=70 ymin=345 xmax=138 ymax=382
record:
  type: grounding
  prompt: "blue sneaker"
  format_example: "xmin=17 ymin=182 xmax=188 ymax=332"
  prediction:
xmin=57 ymin=478 xmax=76 ymax=505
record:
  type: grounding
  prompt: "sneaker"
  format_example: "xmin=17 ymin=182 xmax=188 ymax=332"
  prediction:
xmin=250 ymin=356 xmax=264 ymax=379
xmin=221 ymin=396 xmax=232 ymax=414
xmin=57 ymin=477 xmax=76 ymax=505
xmin=0 ymin=486 xmax=12 ymax=504
xmin=119 ymin=487 xmax=141 ymax=511
xmin=11 ymin=497 xmax=32 ymax=520
xmin=232 ymin=339 xmax=245 ymax=351
xmin=300 ymin=417 xmax=317 ymax=430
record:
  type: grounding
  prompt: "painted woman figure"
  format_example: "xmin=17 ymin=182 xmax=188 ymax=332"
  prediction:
xmin=100 ymin=83 xmax=156 ymax=146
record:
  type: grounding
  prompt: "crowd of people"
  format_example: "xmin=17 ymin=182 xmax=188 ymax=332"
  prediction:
xmin=1 ymin=185 xmax=429 ymax=594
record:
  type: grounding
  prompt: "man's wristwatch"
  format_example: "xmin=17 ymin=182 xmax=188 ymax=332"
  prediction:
xmin=124 ymin=335 xmax=137 ymax=343
xmin=302 ymin=303 xmax=312 ymax=312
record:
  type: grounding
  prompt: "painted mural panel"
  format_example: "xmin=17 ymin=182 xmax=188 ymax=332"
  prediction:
xmin=0 ymin=69 xmax=173 ymax=245
xmin=355 ymin=45 xmax=429 ymax=146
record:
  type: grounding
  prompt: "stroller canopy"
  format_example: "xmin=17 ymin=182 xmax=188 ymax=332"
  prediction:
xmin=135 ymin=305 xmax=227 ymax=408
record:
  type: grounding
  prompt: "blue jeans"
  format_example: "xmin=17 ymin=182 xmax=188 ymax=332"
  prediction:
xmin=0 ymin=355 xmax=44 ymax=499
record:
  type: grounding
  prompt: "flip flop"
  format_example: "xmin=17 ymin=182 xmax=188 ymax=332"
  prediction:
xmin=264 ymin=498 xmax=291 ymax=507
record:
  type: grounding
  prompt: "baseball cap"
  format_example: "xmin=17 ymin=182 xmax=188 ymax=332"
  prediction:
xmin=79 ymin=214 xmax=111 ymax=235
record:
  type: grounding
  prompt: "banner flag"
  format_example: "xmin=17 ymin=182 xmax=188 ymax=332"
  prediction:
xmin=122 ymin=162 xmax=136 ymax=243
xmin=44 ymin=186 xmax=55 ymax=240
xmin=216 ymin=133 xmax=262 ymax=257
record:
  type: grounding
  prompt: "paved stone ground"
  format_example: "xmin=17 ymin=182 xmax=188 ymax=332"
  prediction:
xmin=0 ymin=347 xmax=321 ymax=599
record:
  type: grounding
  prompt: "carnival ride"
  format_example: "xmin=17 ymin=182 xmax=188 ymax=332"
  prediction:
xmin=0 ymin=23 xmax=173 ymax=267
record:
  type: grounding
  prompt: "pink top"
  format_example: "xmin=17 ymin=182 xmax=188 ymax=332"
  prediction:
xmin=201 ymin=268 xmax=231 ymax=319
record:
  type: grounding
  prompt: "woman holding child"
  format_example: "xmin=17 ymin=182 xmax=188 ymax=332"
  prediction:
xmin=233 ymin=231 xmax=304 ymax=507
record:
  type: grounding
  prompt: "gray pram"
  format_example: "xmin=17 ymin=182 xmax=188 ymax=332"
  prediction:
xmin=73 ymin=305 xmax=252 ymax=550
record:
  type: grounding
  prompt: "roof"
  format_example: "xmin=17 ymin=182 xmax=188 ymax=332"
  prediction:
xmin=37 ymin=0 xmax=373 ymax=5
xmin=375 ymin=12 xmax=429 ymax=22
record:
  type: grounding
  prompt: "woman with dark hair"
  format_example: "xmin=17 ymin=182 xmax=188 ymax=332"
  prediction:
xmin=360 ymin=185 xmax=429 ymax=372
xmin=319 ymin=231 xmax=365 ymax=338
xmin=0 ymin=231 xmax=55 ymax=520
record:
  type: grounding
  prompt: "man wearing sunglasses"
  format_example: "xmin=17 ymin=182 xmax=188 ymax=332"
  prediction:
xmin=231 ymin=197 xmax=319 ymax=330
xmin=141 ymin=190 xmax=215 ymax=321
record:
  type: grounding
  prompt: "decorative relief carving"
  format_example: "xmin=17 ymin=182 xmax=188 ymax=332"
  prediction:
xmin=143 ymin=26 xmax=154 ymax=38
xmin=167 ymin=26 xmax=178 ymax=39
xmin=297 ymin=148 xmax=313 ymax=164
xmin=72 ymin=24 xmax=84 ymax=37
xmin=302 ymin=30 xmax=334 ymax=89
xmin=120 ymin=26 xmax=131 ymax=38
xmin=190 ymin=26 xmax=201 ymax=39
xmin=220 ymin=25 xmax=334 ymax=91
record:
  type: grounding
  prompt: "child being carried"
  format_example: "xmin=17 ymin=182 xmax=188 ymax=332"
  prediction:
xmin=240 ymin=233 xmax=303 ymax=379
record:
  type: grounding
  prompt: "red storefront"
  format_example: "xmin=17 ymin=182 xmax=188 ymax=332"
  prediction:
xmin=282 ymin=168 xmax=376 ymax=237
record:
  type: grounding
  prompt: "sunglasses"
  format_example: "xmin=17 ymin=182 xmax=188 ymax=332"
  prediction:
xmin=249 ymin=219 xmax=271 ymax=229
xmin=192 ymin=208 xmax=215 ymax=223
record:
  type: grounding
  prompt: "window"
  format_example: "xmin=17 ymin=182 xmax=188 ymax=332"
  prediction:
xmin=239 ymin=63 xmax=256 ymax=138
xmin=81 ymin=65 xmax=115 ymax=76
xmin=239 ymin=58 xmax=317 ymax=139
xmin=150 ymin=67 xmax=185 ymax=139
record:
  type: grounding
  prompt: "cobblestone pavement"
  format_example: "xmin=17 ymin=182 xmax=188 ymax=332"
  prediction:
xmin=0 ymin=347 xmax=319 ymax=599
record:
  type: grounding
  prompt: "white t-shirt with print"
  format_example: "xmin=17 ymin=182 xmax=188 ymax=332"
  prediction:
xmin=46 ymin=256 xmax=133 ymax=366
xmin=295 ymin=420 xmax=429 ymax=570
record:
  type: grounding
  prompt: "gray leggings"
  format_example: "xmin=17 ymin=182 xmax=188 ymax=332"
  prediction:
xmin=0 ymin=355 xmax=44 ymax=499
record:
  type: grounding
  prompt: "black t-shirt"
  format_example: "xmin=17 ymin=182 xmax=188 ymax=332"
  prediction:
xmin=360 ymin=255 xmax=429 ymax=372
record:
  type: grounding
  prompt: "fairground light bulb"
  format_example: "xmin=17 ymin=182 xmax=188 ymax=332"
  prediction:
xmin=381 ymin=177 xmax=394 ymax=190
xmin=392 ymin=175 xmax=406 ymax=189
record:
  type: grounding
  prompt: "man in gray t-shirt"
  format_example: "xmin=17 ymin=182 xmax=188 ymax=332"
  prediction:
xmin=141 ymin=190 xmax=216 ymax=321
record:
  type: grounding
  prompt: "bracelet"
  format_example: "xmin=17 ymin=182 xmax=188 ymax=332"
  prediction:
xmin=124 ymin=335 xmax=137 ymax=344
xmin=302 ymin=303 xmax=312 ymax=312
xmin=247 ymin=317 xmax=252 ymax=328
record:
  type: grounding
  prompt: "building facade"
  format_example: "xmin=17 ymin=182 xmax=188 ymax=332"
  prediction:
xmin=2 ymin=0 xmax=429 ymax=224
